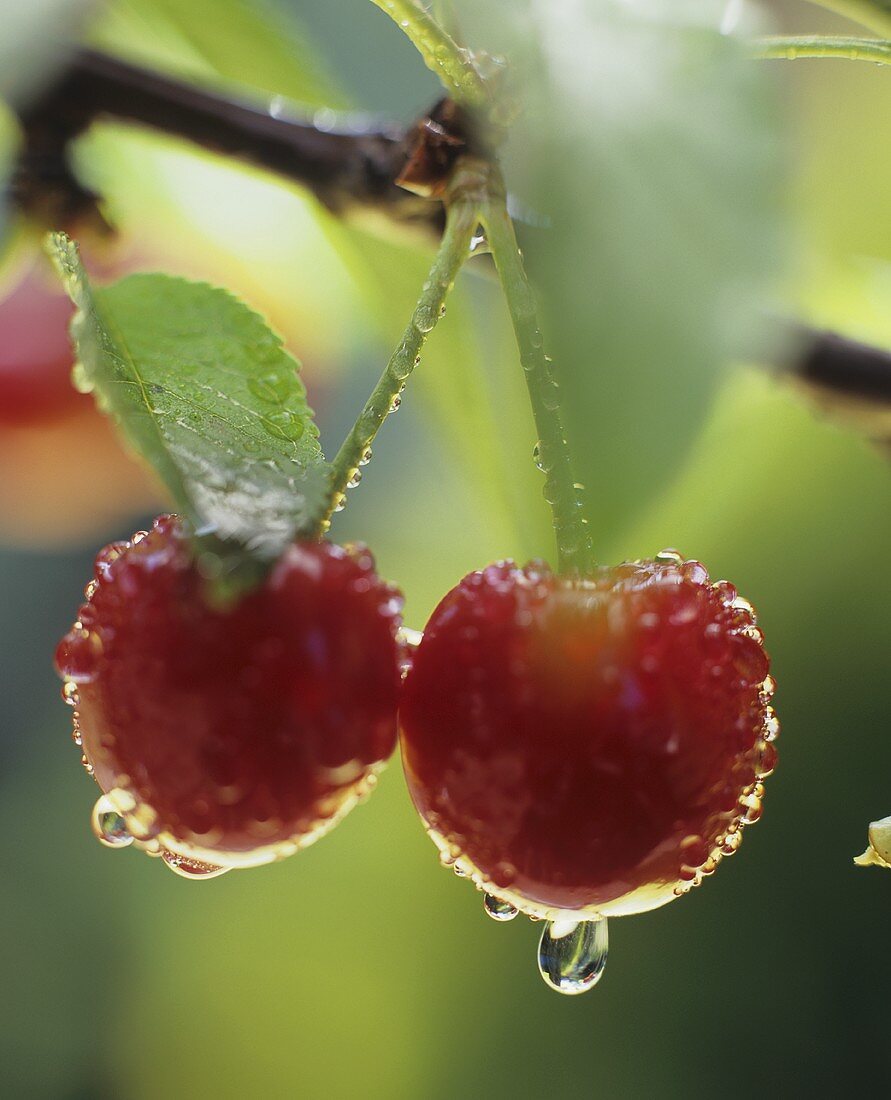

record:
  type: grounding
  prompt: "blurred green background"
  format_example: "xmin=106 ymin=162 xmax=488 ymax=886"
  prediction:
xmin=1 ymin=0 xmax=890 ymax=1096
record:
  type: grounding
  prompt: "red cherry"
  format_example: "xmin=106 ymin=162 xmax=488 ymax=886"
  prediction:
xmin=399 ymin=555 xmax=777 ymax=919
xmin=0 ymin=270 xmax=80 ymax=426
xmin=56 ymin=516 xmax=404 ymax=869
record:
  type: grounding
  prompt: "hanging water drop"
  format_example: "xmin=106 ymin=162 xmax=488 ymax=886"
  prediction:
xmin=537 ymin=916 xmax=608 ymax=995
xmin=389 ymin=394 xmax=402 ymax=413
xmin=469 ymin=229 xmax=490 ymax=256
xmin=161 ymin=850 xmax=229 ymax=879
xmin=483 ymin=894 xmax=518 ymax=921
xmin=347 ymin=469 xmax=362 ymax=489
xmin=532 ymin=442 xmax=546 ymax=472
xmin=359 ymin=446 xmax=373 ymax=467
xmin=91 ymin=795 xmax=134 ymax=848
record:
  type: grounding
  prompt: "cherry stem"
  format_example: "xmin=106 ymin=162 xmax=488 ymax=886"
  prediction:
xmin=803 ymin=0 xmax=891 ymax=36
xmin=753 ymin=34 xmax=891 ymax=63
xmin=368 ymin=0 xmax=487 ymax=107
xmin=319 ymin=160 xmax=482 ymax=533
xmin=479 ymin=172 xmax=593 ymax=575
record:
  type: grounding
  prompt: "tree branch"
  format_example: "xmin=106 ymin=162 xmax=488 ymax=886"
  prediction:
xmin=753 ymin=35 xmax=891 ymax=65
xmin=8 ymin=47 xmax=448 ymax=235
xmin=780 ymin=327 xmax=891 ymax=449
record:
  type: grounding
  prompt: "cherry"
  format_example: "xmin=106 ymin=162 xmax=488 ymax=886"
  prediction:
xmin=56 ymin=516 xmax=404 ymax=871
xmin=0 ymin=270 xmax=80 ymax=426
xmin=399 ymin=553 xmax=777 ymax=920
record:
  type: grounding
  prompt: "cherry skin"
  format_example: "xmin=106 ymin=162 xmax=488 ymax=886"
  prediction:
xmin=56 ymin=516 xmax=404 ymax=869
xmin=0 ymin=270 xmax=80 ymax=426
xmin=399 ymin=554 xmax=777 ymax=920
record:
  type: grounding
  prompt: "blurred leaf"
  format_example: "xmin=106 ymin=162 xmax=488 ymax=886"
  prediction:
xmin=460 ymin=0 xmax=786 ymax=546
xmin=94 ymin=0 xmax=345 ymax=106
xmin=48 ymin=232 xmax=328 ymax=560
xmin=0 ymin=0 xmax=88 ymax=107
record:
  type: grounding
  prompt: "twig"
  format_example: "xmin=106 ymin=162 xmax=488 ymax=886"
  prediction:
xmin=753 ymin=35 xmax=891 ymax=64
xmin=9 ymin=47 xmax=444 ymax=234
xmin=480 ymin=172 xmax=593 ymax=572
xmin=781 ymin=327 xmax=891 ymax=449
xmin=367 ymin=0 xmax=487 ymax=107
xmin=319 ymin=158 xmax=482 ymax=531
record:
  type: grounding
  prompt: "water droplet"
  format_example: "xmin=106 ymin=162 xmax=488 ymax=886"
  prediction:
xmin=757 ymin=741 xmax=778 ymax=778
xmin=763 ymin=707 xmax=780 ymax=741
xmin=359 ymin=446 xmax=373 ymax=466
xmin=722 ymin=830 xmax=743 ymax=856
xmin=741 ymin=793 xmax=763 ymax=825
xmin=61 ymin=680 xmax=79 ymax=707
xmin=469 ymin=229 xmax=489 ymax=255
xmin=681 ymin=560 xmax=709 ymax=585
xmin=541 ymin=379 xmax=560 ymax=410
xmin=453 ymin=863 xmax=468 ymax=878
xmin=347 ymin=469 xmax=362 ymax=489
xmin=248 ymin=372 xmax=292 ymax=405
xmin=656 ymin=548 xmax=683 ymax=565
xmin=131 ymin=530 xmax=148 ymax=544
xmin=264 ymin=409 xmax=305 ymax=442
xmin=56 ymin=624 xmax=102 ymax=683
xmin=538 ymin=917 xmax=608 ymax=995
xmin=83 ymin=580 xmax=98 ymax=601
xmin=161 ymin=850 xmax=229 ymax=879
xmin=389 ymin=394 xmax=402 ymax=413
xmin=91 ymin=795 xmax=134 ymax=848
xmin=397 ymin=626 xmax=422 ymax=676
xmin=532 ymin=442 xmax=547 ymax=472
xmin=484 ymin=894 xmax=518 ymax=921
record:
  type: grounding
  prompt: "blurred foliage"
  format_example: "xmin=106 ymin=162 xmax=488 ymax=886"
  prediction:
xmin=459 ymin=0 xmax=787 ymax=545
xmin=1 ymin=0 xmax=890 ymax=1097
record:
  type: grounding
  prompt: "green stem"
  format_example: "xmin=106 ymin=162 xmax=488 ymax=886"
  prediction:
xmin=753 ymin=34 xmax=891 ymax=63
xmin=803 ymin=0 xmax=891 ymax=36
xmin=479 ymin=174 xmax=593 ymax=574
xmin=320 ymin=167 xmax=481 ymax=532
xmin=368 ymin=0 xmax=487 ymax=106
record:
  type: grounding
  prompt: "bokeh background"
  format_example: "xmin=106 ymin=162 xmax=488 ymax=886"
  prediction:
xmin=1 ymin=0 xmax=890 ymax=1096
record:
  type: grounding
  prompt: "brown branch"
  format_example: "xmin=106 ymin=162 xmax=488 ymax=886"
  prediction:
xmin=8 ymin=47 xmax=452 ymax=235
xmin=782 ymin=327 xmax=891 ymax=450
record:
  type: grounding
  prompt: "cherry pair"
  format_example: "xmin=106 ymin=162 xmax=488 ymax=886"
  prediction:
xmin=57 ymin=517 xmax=777 ymax=919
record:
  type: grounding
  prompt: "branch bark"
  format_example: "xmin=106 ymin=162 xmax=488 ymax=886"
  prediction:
xmin=8 ymin=47 xmax=446 ymax=234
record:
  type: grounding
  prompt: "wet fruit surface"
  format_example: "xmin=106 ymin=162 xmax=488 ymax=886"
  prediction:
xmin=399 ymin=554 xmax=776 ymax=918
xmin=56 ymin=516 xmax=404 ymax=868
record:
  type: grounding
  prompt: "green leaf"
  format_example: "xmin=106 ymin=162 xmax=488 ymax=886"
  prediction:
xmin=47 ymin=231 xmax=328 ymax=563
xmin=459 ymin=0 xmax=787 ymax=546
xmin=93 ymin=0 xmax=345 ymax=107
